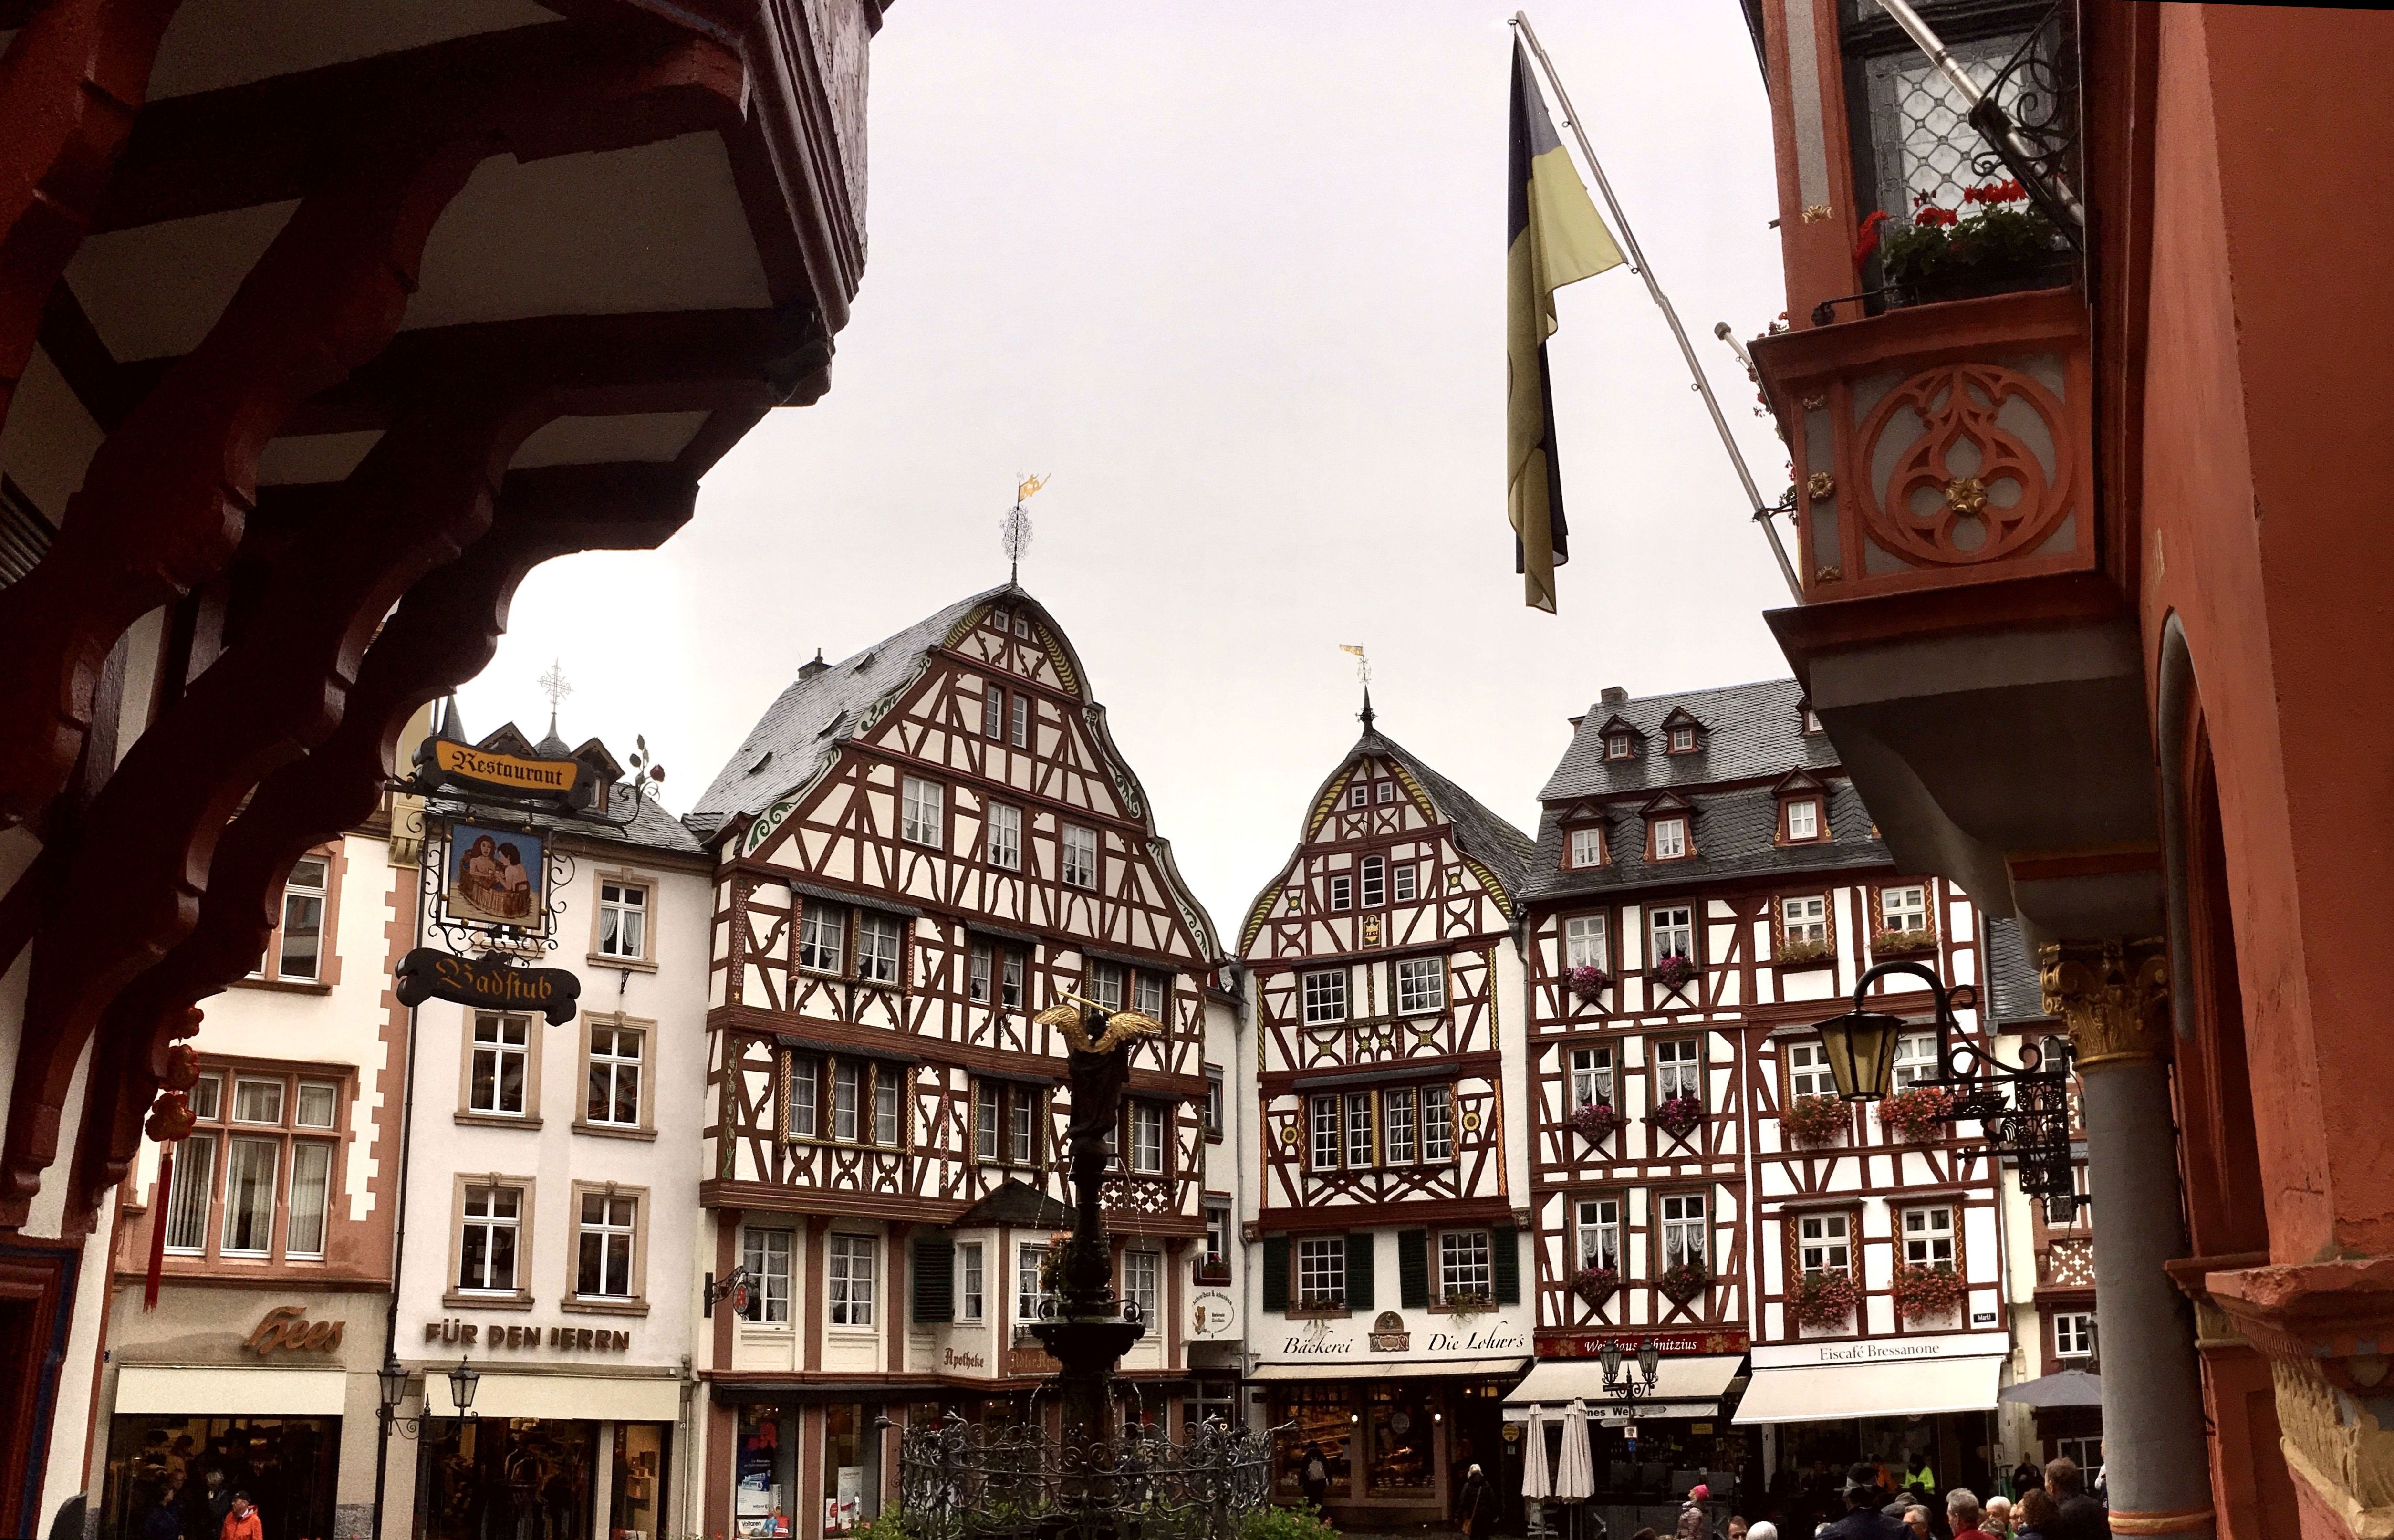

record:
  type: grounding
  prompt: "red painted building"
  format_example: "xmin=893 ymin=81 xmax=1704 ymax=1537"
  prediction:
xmin=1736 ymin=2 xmax=2394 ymax=1534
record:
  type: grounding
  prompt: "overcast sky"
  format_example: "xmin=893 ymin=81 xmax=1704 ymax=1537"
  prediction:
xmin=458 ymin=0 xmax=1796 ymax=946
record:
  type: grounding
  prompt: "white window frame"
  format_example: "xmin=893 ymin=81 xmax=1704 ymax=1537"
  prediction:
xmin=1018 ymin=1243 xmax=1051 ymax=1322
xmin=1383 ymin=1087 xmax=1416 ymax=1164
xmin=1089 ymin=960 xmax=1124 ymax=1011
xmin=1124 ymin=1249 xmax=1160 ymax=1324
xmin=1329 ymin=873 xmax=1352 ymax=911
xmin=1782 ymin=895 xmax=1829 ymax=947
xmin=969 ymin=944 xmax=993 ymax=1005
xmin=1129 ymin=1101 xmax=1166 ymax=1176
xmin=827 ymin=1234 xmax=876 ymax=1327
xmin=1000 ymin=949 xmax=1026 ymax=1011
xmin=855 ymin=913 xmax=903 ymax=985
xmin=1310 ymin=1094 xmax=1341 ymax=1171
xmin=1798 ymin=1212 xmax=1852 ymax=1273
xmin=1062 ymin=824 xmax=1099 ymax=889
xmin=1344 ymin=1093 xmax=1374 ymax=1168
xmin=1882 ymin=884 xmax=1930 ymax=935
xmin=277 ymin=854 xmax=330 ymax=980
xmin=163 ymin=1131 xmax=217 ymax=1254
xmin=1376 ymin=780 xmax=1395 ymax=804
xmin=575 ymin=1190 xmax=637 ymax=1300
xmin=1348 ymin=783 xmax=1368 ymax=810
xmin=1605 ymin=731 xmax=1631 ymax=760
xmin=585 ymin=1022 xmax=643 ymax=1128
xmin=799 ymin=904 xmax=845 ymax=974
xmin=1649 ymin=905 xmax=1695 ymax=963
xmin=788 ymin=1053 xmax=820 ymax=1139
xmin=1135 ymin=971 xmax=1166 ymax=1018
xmin=1296 ymin=1237 xmax=1346 ymax=1308
xmin=1564 ymin=913 xmax=1608 ymax=970
xmin=1652 ymin=816 xmax=1687 ymax=860
xmin=1901 ymin=1204 xmax=1956 ymax=1269
xmin=958 ymin=1241 xmax=986 ymax=1322
xmin=596 ymin=880 xmax=648 ymax=961
xmin=743 ymin=1228 xmax=794 ymax=1324
xmin=1787 ymin=1040 xmax=1835 ymax=1098
xmin=1392 ymin=863 xmax=1418 ymax=903
xmin=1422 ymin=1085 xmax=1454 ymax=1162
xmin=975 ymin=1081 xmax=1002 ymax=1162
xmin=832 ymin=1061 xmax=861 ymax=1142
xmin=458 ymin=1184 xmax=523 ymax=1293
xmin=1660 ymin=1193 xmax=1707 ymax=1270
xmin=1569 ymin=827 xmax=1604 ymax=868
xmin=1894 ymin=1030 xmax=1940 ymax=1089
xmin=1575 ymin=1197 xmax=1621 ymax=1270
xmin=902 ymin=777 xmax=945 ymax=847
xmin=1655 ymin=1039 xmax=1703 ymax=1103
xmin=1785 ymin=798 xmax=1821 ymax=841
xmin=2054 ymin=1310 xmax=2094 ymax=1358
xmin=989 ymin=803 xmax=1022 ymax=872
xmin=1301 ymin=969 xmax=1347 ymax=1025
xmin=1669 ymin=724 xmax=1697 ymax=752
xmin=1395 ymin=956 xmax=1444 ymax=1016
xmin=468 ymin=1016 xmax=530 ymax=1117
xmin=1569 ymin=1047 xmax=1615 ymax=1109
xmin=1439 ymin=1229 xmax=1492 ymax=1301
xmin=983 ymin=685 xmax=1005 ymax=740
xmin=874 ymin=1069 xmax=902 ymax=1147
xmin=1360 ymin=855 xmax=1385 ymax=907
xmin=1204 ymin=1205 xmax=1229 ymax=1268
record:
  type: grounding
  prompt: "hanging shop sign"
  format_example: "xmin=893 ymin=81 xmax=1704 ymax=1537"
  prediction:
xmin=420 ymin=737 xmax=592 ymax=809
xmin=444 ymin=822 xmax=549 ymax=928
xmin=1191 ymin=1293 xmax=1235 ymax=1338
xmin=396 ymin=949 xmax=581 ymax=1024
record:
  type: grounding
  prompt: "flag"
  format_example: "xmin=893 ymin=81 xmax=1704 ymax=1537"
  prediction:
xmin=1508 ymin=38 xmax=1624 ymax=612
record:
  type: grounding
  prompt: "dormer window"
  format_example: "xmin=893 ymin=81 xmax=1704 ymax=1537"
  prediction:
xmin=1567 ymin=826 xmax=1604 ymax=869
xmin=1785 ymin=798 xmax=1821 ymax=841
xmin=1652 ymin=816 xmax=1687 ymax=861
xmin=1668 ymin=726 xmax=1696 ymax=753
xmin=1604 ymin=732 xmax=1632 ymax=760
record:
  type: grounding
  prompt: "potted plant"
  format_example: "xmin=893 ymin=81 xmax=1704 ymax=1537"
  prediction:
xmin=1877 ymin=1085 xmax=1955 ymax=1143
xmin=1891 ymin=1263 xmax=1967 ymax=1322
xmin=1872 ymin=927 xmax=1937 ymax=957
xmin=1566 ymin=964 xmax=1613 ymax=1006
xmin=1658 ymin=1259 xmax=1708 ymax=1307
xmin=1787 ymin=1269 xmax=1860 ymax=1331
xmin=1570 ymin=1101 xmax=1627 ymax=1144
xmin=1648 ymin=1095 xmax=1705 ymax=1144
xmin=1856 ymin=180 xmax=2073 ymax=307
xmin=1650 ymin=953 xmax=1700 ymax=995
xmin=1570 ymin=1266 xmax=1620 ymax=1310
xmin=1781 ymin=1093 xmax=1848 ymax=1149
xmin=1772 ymin=936 xmax=1833 ymax=966
xmin=1443 ymin=1290 xmax=1494 ymax=1317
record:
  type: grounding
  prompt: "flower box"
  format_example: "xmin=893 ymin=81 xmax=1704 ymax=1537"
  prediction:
xmin=1566 ymin=964 xmax=1613 ymax=1006
xmin=1772 ymin=937 xmax=1833 ymax=967
xmin=1876 ymin=1085 xmax=1955 ymax=1143
xmin=1570 ymin=1102 xmax=1627 ymax=1144
xmin=1442 ymin=1290 xmax=1494 ymax=1317
xmin=1650 ymin=954 xmax=1700 ymax=995
xmin=1658 ymin=1260 xmax=1708 ymax=1307
xmin=1891 ymin=1263 xmax=1967 ymax=1322
xmin=1648 ymin=1095 xmax=1705 ymax=1144
xmin=1872 ymin=928 xmax=1937 ymax=957
xmin=1570 ymin=1267 xmax=1619 ymax=1310
xmin=1781 ymin=1093 xmax=1848 ymax=1149
xmin=1788 ymin=1269 xmax=1859 ymax=1331
xmin=1858 ymin=182 xmax=2075 ymax=311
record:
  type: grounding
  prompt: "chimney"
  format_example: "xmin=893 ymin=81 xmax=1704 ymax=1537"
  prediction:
xmin=1599 ymin=685 xmax=1628 ymax=706
xmin=798 ymin=648 xmax=829 ymax=681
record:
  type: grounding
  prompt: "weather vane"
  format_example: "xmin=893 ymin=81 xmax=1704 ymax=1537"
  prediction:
xmin=538 ymin=659 xmax=572 ymax=738
xmin=1001 ymin=473 xmax=1050 ymax=585
xmin=1340 ymin=645 xmax=1375 ymax=730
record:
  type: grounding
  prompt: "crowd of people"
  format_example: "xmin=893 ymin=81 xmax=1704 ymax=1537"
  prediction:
xmin=1621 ymin=1456 xmax=2109 ymax=1540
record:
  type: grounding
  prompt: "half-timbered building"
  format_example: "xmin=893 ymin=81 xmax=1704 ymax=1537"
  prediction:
xmin=1235 ymin=707 xmax=1534 ymax=1530
xmin=1512 ymin=680 xmax=2002 ymax=1529
xmin=684 ymin=586 xmax=1238 ymax=1540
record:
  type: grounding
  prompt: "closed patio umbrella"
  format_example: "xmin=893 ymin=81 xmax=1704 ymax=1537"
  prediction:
xmin=1522 ymin=1403 xmax=1553 ymax=1500
xmin=1555 ymin=1399 xmax=1595 ymax=1500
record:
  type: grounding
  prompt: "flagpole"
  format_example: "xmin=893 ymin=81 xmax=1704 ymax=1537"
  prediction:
xmin=1512 ymin=10 xmax=1803 ymax=602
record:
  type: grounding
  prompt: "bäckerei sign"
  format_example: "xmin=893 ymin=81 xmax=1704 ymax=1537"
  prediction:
xmin=396 ymin=950 xmax=581 ymax=1024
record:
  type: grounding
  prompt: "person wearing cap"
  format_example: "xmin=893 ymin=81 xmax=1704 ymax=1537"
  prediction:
xmin=1677 ymin=1483 xmax=1712 ymax=1540
xmin=1821 ymin=1463 xmax=1906 ymax=1539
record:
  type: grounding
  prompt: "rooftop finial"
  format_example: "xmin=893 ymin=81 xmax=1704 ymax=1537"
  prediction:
xmin=1340 ymin=645 xmax=1374 ymax=730
xmin=1002 ymin=472 xmax=1050 ymax=586
xmin=537 ymin=659 xmax=572 ymax=739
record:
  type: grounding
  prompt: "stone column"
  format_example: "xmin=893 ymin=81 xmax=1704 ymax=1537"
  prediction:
xmin=2042 ymin=939 xmax=2217 ymax=1537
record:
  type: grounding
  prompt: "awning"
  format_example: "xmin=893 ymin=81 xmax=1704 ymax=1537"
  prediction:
xmin=427 ymin=1372 xmax=681 ymax=1421
xmin=1999 ymin=1369 xmax=2103 ymax=1408
xmin=116 ymin=1366 xmax=348 ymax=1417
xmin=1249 ymin=1356 xmax=1529 ymax=1383
xmin=1503 ymin=1356 xmax=1745 ymax=1422
xmin=1732 ymin=1356 xmax=2002 ymax=1424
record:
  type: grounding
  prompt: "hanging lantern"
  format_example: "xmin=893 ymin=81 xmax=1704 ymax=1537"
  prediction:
xmin=1810 ymin=1008 xmax=1905 ymax=1102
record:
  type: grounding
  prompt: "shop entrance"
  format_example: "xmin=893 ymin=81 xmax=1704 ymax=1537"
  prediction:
xmin=100 ymin=1415 xmax=339 ymax=1540
xmin=419 ymin=1419 xmax=596 ymax=1540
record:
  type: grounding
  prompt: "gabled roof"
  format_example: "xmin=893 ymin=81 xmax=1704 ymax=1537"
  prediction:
xmin=1540 ymin=678 xmax=1831 ymax=801
xmin=1239 ymin=719 xmax=1536 ymax=950
xmin=687 ymin=584 xmax=1018 ymax=843
xmin=951 ymin=1177 xmax=1074 ymax=1231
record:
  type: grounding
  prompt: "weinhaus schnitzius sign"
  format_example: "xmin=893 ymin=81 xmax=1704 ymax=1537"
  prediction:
xmin=396 ymin=950 xmax=581 ymax=1024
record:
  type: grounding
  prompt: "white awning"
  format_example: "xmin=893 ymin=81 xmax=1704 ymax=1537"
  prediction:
xmin=426 ymin=1372 xmax=682 ymax=1421
xmin=1502 ymin=1356 xmax=1745 ymax=1422
xmin=1732 ymin=1356 xmax=2002 ymax=1424
xmin=1249 ymin=1356 xmax=1529 ymax=1383
xmin=115 ymin=1367 xmax=349 ymax=1417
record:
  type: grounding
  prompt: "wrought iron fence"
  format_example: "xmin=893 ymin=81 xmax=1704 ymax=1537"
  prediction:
xmin=899 ymin=1410 xmax=1271 ymax=1540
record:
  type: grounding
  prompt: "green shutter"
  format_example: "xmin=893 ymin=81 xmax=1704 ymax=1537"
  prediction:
xmin=1398 ymin=1229 xmax=1429 ymax=1308
xmin=912 ymin=1236 xmax=955 ymax=1323
xmin=1263 ymin=1236 xmax=1291 ymax=1311
xmin=1345 ymin=1232 xmax=1375 ymax=1311
xmin=1492 ymin=1224 xmax=1520 ymax=1305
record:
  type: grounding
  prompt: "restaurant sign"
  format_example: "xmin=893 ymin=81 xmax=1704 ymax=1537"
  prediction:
xmin=396 ymin=949 xmax=582 ymax=1024
xmin=423 ymin=738 xmax=590 ymax=808
xmin=1535 ymin=1328 xmax=1751 ymax=1358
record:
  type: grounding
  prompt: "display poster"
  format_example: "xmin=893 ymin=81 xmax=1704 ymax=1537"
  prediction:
xmin=736 ymin=1418 xmax=788 ymax=1538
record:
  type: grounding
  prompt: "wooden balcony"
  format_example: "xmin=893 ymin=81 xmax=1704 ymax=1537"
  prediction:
xmin=1753 ymin=285 xmax=2092 ymax=603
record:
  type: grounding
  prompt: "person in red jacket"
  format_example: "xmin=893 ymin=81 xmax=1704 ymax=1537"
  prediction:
xmin=219 ymin=1492 xmax=261 ymax=1540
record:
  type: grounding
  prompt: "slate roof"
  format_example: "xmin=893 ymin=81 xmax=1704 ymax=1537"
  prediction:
xmin=1982 ymin=917 xmax=2054 ymax=1024
xmin=1539 ymin=678 xmax=1833 ymax=801
xmin=687 ymin=585 xmax=1010 ymax=842
xmin=1524 ymin=678 xmax=1890 ymax=902
xmin=951 ymin=1176 xmax=1074 ymax=1231
xmin=431 ymin=722 xmax=703 ymax=856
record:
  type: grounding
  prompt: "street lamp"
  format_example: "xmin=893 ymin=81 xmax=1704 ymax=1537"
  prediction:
xmin=375 ymin=1356 xmax=479 ymax=1437
xmin=1596 ymin=1337 xmax=1659 ymax=1406
xmin=450 ymin=1357 xmax=480 ymax=1417
xmin=1812 ymin=1008 xmax=1907 ymax=1102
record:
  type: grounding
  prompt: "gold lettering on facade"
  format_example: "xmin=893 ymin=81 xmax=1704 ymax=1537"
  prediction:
xmin=248 ymin=1305 xmax=344 ymax=1355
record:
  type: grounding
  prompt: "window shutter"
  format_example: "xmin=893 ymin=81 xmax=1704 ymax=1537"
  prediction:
xmin=1398 ymin=1229 xmax=1428 ymax=1308
xmin=1493 ymin=1224 xmax=1520 ymax=1305
xmin=1262 ymin=1236 xmax=1290 ymax=1311
xmin=1345 ymin=1232 xmax=1374 ymax=1312
xmin=912 ymin=1235 xmax=955 ymax=1323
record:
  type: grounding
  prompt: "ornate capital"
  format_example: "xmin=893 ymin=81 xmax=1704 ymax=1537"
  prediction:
xmin=2039 ymin=936 xmax=2172 ymax=1068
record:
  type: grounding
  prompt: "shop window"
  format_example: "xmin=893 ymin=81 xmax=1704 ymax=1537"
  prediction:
xmin=742 ymin=1228 xmax=793 ymax=1324
xmin=1360 ymin=855 xmax=1385 ymax=907
xmin=1649 ymin=905 xmax=1695 ymax=965
xmin=1017 ymin=1242 xmax=1051 ymax=1322
xmin=1565 ymin=913 xmax=1608 ymax=971
xmin=1272 ymin=1386 xmax=1353 ymax=1497
xmin=1570 ymin=1047 xmax=1616 ymax=1109
xmin=1392 ymin=862 xmax=1418 ymax=902
xmin=158 ymin=1063 xmax=343 ymax=1267
xmin=595 ymin=878 xmax=649 ymax=962
xmin=1302 ymin=969 xmax=1347 ymax=1025
xmin=611 ymin=1423 xmax=672 ymax=1540
xmin=1128 ymin=1100 xmax=1166 ymax=1176
xmin=1124 ymin=1250 xmax=1161 ymax=1324
xmin=989 ymin=803 xmax=1022 ymax=871
xmin=1893 ymin=1030 xmax=1939 ymax=1089
xmin=1422 ymin=1085 xmax=1454 ymax=1162
xmin=1062 ymin=824 xmax=1099 ymax=889
xmin=1659 ymin=1193 xmax=1707 ymax=1271
xmin=1799 ymin=1212 xmax=1852 ymax=1273
xmin=1367 ymin=1382 xmax=1434 ymax=1493
xmin=957 ymin=1242 xmax=985 ymax=1321
xmin=1788 ymin=1041 xmax=1835 ymax=1098
xmin=1383 ymin=1088 xmax=1417 ymax=1164
xmin=1204 ymin=1066 xmax=1224 ymax=1136
xmin=1901 ymin=1204 xmax=1956 ymax=1269
xmin=583 ymin=1020 xmax=645 ymax=1131
xmin=822 ymin=1403 xmax=874 ymax=1534
xmin=1654 ymin=1039 xmax=1703 ymax=1103
xmin=458 ymin=1183 xmax=526 ymax=1295
xmin=1345 ymin=1093 xmax=1375 ymax=1168
xmin=104 ymin=1415 xmax=340 ymax=1540
xmin=1188 ymin=1380 xmax=1237 ymax=1429
xmin=1438 ymin=1230 xmax=1492 ymax=1302
xmin=901 ymin=777 xmax=945 ymax=847
xmin=1396 ymin=956 xmax=1444 ymax=1016
xmin=1135 ymin=970 xmax=1167 ymax=1018
xmin=1296 ymin=1237 xmax=1346 ymax=1308
xmin=735 ymin=1407 xmax=792 ymax=1540
xmin=2054 ymin=1311 xmax=2094 ymax=1358
xmin=1575 ymin=1197 xmax=1622 ymax=1270
xmin=576 ymin=1189 xmax=640 ymax=1300
xmin=827 ymin=1234 xmax=876 ymax=1328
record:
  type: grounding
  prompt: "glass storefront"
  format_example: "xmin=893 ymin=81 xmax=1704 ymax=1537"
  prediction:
xmin=101 ymin=1415 xmax=339 ymax=1540
xmin=735 ymin=1407 xmax=793 ymax=1540
xmin=416 ymin=1418 xmax=674 ymax=1540
xmin=611 ymin=1423 xmax=670 ymax=1540
xmin=1268 ymin=1386 xmax=1352 ymax=1499
xmin=1366 ymin=1384 xmax=1433 ymax=1494
xmin=822 ymin=1405 xmax=868 ymax=1537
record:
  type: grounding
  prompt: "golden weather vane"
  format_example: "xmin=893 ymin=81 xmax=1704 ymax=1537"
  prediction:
xmin=1001 ymin=472 xmax=1052 ymax=586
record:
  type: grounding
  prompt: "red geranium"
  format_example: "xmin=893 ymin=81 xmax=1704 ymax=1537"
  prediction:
xmin=1853 ymin=209 xmax=1891 ymax=264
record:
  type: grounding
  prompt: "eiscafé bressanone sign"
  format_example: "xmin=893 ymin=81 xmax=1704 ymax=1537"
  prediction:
xmin=396 ymin=950 xmax=581 ymax=1025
